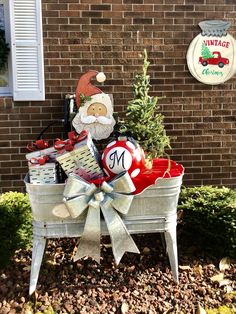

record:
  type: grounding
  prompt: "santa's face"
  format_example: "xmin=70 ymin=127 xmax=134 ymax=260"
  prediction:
xmin=87 ymin=102 xmax=107 ymax=117
xmin=72 ymin=101 xmax=116 ymax=140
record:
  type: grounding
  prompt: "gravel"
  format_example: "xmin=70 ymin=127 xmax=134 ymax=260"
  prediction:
xmin=0 ymin=234 xmax=235 ymax=314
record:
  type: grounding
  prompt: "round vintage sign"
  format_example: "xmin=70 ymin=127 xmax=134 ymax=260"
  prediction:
xmin=187 ymin=20 xmax=236 ymax=85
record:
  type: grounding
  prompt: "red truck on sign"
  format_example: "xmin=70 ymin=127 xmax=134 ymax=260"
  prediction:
xmin=199 ymin=51 xmax=229 ymax=68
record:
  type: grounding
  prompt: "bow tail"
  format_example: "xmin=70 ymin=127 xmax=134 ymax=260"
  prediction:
xmin=101 ymin=203 xmax=140 ymax=265
xmin=111 ymin=193 xmax=134 ymax=215
xmin=74 ymin=205 xmax=101 ymax=263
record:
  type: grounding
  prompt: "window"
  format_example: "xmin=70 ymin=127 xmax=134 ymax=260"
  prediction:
xmin=0 ymin=0 xmax=45 ymax=101
xmin=0 ymin=1 xmax=11 ymax=96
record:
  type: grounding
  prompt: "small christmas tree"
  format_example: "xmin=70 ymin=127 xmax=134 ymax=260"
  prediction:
xmin=125 ymin=49 xmax=170 ymax=160
xmin=201 ymin=43 xmax=214 ymax=59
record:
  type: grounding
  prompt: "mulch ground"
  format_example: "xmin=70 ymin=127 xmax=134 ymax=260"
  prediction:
xmin=0 ymin=234 xmax=235 ymax=314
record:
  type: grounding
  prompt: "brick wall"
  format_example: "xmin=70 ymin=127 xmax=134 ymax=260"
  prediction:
xmin=1 ymin=0 xmax=236 ymax=193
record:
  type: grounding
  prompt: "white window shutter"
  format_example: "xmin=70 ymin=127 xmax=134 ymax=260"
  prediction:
xmin=9 ymin=0 xmax=45 ymax=101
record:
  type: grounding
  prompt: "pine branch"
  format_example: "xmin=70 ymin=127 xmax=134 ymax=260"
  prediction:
xmin=125 ymin=49 xmax=170 ymax=159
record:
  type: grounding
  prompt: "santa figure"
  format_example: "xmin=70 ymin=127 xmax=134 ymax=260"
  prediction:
xmin=72 ymin=70 xmax=116 ymax=140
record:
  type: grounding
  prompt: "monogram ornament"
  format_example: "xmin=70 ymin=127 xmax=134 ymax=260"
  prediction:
xmin=101 ymin=137 xmax=146 ymax=179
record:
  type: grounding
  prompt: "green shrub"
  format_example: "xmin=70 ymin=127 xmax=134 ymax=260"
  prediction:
xmin=0 ymin=191 xmax=32 ymax=267
xmin=206 ymin=305 xmax=236 ymax=314
xmin=178 ymin=186 xmax=236 ymax=258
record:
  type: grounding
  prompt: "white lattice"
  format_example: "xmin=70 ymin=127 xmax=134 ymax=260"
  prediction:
xmin=29 ymin=163 xmax=58 ymax=184
xmin=56 ymin=137 xmax=104 ymax=180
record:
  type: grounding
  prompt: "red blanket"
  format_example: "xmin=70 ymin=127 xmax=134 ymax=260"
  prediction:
xmin=132 ymin=158 xmax=184 ymax=194
xmin=91 ymin=158 xmax=184 ymax=195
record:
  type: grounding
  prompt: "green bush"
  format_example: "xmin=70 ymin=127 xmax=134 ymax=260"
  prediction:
xmin=178 ymin=186 xmax=236 ymax=258
xmin=206 ymin=304 xmax=236 ymax=314
xmin=0 ymin=191 xmax=32 ymax=267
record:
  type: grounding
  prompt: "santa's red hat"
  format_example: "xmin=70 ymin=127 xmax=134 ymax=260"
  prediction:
xmin=75 ymin=70 xmax=107 ymax=108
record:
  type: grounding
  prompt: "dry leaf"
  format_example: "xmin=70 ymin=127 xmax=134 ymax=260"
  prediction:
xmin=210 ymin=272 xmax=224 ymax=283
xmin=193 ymin=265 xmax=203 ymax=276
xmin=179 ymin=265 xmax=191 ymax=270
xmin=45 ymin=258 xmax=58 ymax=266
xmin=121 ymin=302 xmax=129 ymax=314
xmin=225 ymin=285 xmax=233 ymax=294
xmin=142 ymin=247 xmax=151 ymax=255
xmin=33 ymin=290 xmax=39 ymax=301
xmin=103 ymin=243 xmax=112 ymax=248
xmin=219 ymin=257 xmax=231 ymax=272
xmin=23 ymin=265 xmax=31 ymax=271
xmin=219 ymin=279 xmax=231 ymax=287
xmin=196 ymin=303 xmax=206 ymax=314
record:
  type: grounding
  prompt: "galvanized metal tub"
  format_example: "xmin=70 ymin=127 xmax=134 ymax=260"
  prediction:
xmin=25 ymin=174 xmax=183 ymax=222
xmin=25 ymin=173 xmax=183 ymax=295
xmin=24 ymin=174 xmax=85 ymax=222
xmin=122 ymin=175 xmax=183 ymax=220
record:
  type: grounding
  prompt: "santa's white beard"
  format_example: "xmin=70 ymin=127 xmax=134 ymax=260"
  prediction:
xmin=80 ymin=115 xmax=113 ymax=125
xmin=72 ymin=113 xmax=116 ymax=140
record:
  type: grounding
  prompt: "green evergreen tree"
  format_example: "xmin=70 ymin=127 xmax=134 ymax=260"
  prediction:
xmin=201 ymin=43 xmax=214 ymax=59
xmin=125 ymin=49 xmax=170 ymax=159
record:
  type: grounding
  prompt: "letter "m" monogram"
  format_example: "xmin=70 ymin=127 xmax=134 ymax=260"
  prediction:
xmin=108 ymin=150 xmax=126 ymax=170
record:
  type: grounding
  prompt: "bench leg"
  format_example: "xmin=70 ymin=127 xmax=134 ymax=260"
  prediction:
xmin=29 ymin=235 xmax=47 ymax=295
xmin=164 ymin=227 xmax=178 ymax=283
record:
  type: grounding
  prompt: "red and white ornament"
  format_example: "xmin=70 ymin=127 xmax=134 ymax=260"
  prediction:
xmin=101 ymin=138 xmax=145 ymax=178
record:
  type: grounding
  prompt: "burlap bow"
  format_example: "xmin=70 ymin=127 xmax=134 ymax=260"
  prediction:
xmin=53 ymin=172 xmax=140 ymax=264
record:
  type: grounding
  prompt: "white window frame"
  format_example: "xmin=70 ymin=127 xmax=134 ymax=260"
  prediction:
xmin=0 ymin=0 xmax=12 ymax=96
xmin=0 ymin=0 xmax=45 ymax=101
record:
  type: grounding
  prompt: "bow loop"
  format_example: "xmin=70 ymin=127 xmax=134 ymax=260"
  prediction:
xmin=63 ymin=174 xmax=91 ymax=199
xmin=63 ymin=194 xmax=90 ymax=218
xmin=109 ymin=171 xmax=136 ymax=194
